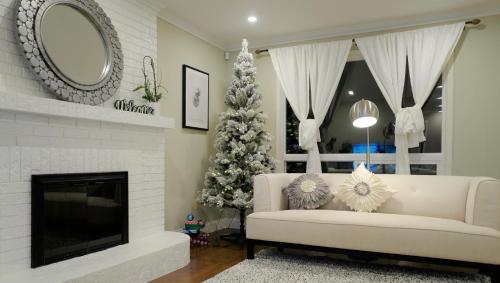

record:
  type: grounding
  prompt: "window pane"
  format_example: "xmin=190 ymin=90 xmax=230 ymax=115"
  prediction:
xmin=285 ymin=162 xmax=437 ymax=175
xmin=285 ymin=60 xmax=443 ymax=154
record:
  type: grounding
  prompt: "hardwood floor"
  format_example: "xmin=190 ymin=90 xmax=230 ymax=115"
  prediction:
xmin=151 ymin=240 xmax=247 ymax=283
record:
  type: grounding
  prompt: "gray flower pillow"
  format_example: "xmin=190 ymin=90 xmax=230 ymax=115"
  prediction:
xmin=283 ymin=174 xmax=333 ymax=209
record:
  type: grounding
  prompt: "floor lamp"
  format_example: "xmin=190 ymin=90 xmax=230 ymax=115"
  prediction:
xmin=349 ymin=99 xmax=379 ymax=169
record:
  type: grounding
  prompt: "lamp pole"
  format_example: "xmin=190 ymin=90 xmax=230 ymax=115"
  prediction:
xmin=349 ymin=98 xmax=379 ymax=171
xmin=366 ymin=127 xmax=370 ymax=168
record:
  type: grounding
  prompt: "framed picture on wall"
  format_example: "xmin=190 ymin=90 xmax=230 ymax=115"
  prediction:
xmin=182 ymin=65 xmax=209 ymax=131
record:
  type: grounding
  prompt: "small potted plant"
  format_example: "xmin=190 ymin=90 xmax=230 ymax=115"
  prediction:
xmin=133 ymin=56 xmax=166 ymax=115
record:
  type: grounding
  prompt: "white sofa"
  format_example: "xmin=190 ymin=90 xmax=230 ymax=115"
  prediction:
xmin=246 ymin=174 xmax=500 ymax=278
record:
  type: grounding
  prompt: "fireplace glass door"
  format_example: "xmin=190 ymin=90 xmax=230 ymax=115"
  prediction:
xmin=32 ymin=172 xmax=128 ymax=268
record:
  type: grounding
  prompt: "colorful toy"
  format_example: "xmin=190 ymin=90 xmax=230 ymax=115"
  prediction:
xmin=184 ymin=215 xmax=205 ymax=234
xmin=182 ymin=214 xmax=210 ymax=246
xmin=190 ymin=233 xmax=209 ymax=246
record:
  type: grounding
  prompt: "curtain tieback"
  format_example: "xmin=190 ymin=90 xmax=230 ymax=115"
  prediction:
xmin=395 ymin=105 xmax=426 ymax=148
xmin=299 ymin=119 xmax=320 ymax=150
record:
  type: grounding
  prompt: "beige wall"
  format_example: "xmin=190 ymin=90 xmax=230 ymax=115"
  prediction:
xmin=248 ymin=14 xmax=500 ymax=179
xmin=158 ymin=14 xmax=500 ymax=230
xmin=157 ymin=19 xmax=229 ymax=230
xmin=452 ymin=15 xmax=500 ymax=179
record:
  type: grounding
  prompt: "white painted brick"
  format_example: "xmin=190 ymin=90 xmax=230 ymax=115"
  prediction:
xmin=0 ymin=0 xmax=166 ymax=274
xmin=0 ymin=146 xmax=8 ymax=182
xmin=20 ymin=147 xmax=31 ymax=181
xmin=63 ymin=128 xmax=89 ymax=139
xmin=15 ymin=113 xmax=49 ymax=125
xmin=0 ymin=225 xmax=29 ymax=240
xmin=0 ymin=110 xmax=15 ymax=121
xmin=0 ymin=203 xmax=29 ymax=217
xmin=9 ymin=147 xmax=20 ymax=182
xmin=88 ymin=128 xmax=111 ymax=140
xmin=0 ymin=182 xmax=29 ymax=194
xmin=0 ymin=193 xmax=29 ymax=205
xmin=34 ymin=126 xmax=63 ymax=137
xmin=0 ymin=134 xmax=17 ymax=146
xmin=16 ymin=136 xmax=51 ymax=147
xmin=0 ymin=121 xmax=33 ymax=135
xmin=0 ymin=214 xmax=29 ymax=228
xmin=142 ymin=181 xmax=164 ymax=190
xmin=76 ymin=119 xmax=101 ymax=129
xmin=0 ymin=247 xmax=29 ymax=263
xmin=49 ymin=117 xmax=76 ymax=128
xmin=0 ymin=236 xmax=29 ymax=253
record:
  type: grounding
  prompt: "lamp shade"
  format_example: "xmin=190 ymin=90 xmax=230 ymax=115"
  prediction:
xmin=349 ymin=99 xmax=379 ymax=128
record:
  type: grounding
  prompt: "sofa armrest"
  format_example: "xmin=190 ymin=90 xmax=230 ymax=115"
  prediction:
xmin=465 ymin=177 xmax=500 ymax=232
xmin=253 ymin=174 xmax=293 ymax=212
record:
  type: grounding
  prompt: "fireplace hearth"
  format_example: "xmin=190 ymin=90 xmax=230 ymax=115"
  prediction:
xmin=31 ymin=172 xmax=128 ymax=268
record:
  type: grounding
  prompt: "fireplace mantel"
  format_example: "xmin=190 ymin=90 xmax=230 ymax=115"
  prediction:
xmin=0 ymin=93 xmax=175 ymax=129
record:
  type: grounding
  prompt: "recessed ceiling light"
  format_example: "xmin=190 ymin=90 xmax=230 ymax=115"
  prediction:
xmin=437 ymin=85 xmax=443 ymax=89
xmin=248 ymin=16 xmax=257 ymax=23
xmin=436 ymin=96 xmax=442 ymax=100
xmin=348 ymin=90 xmax=354 ymax=96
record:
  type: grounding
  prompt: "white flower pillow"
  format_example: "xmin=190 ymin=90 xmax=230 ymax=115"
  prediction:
xmin=336 ymin=162 xmax=396 ymax=212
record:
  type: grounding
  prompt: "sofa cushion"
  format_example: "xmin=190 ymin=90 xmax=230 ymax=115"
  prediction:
xmin=336 ymin=163 xmax=396 ymax=212
xmin=247 ymin=210 xmax=500 ymax=264
xmin=254 ymin=174 xmax=472 ymax=221
xmin=282 ymin=174 xmax=333 ymax=209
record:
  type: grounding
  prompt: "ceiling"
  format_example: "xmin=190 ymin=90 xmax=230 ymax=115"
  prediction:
xmin=153 ymin=0 xmax=500 ymax=51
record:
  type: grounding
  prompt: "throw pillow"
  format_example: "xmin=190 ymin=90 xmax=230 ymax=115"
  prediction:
xmin=283 ymin=174 xmax=333 ymax=209
xmin=336 ymin=162 xmax=396 ymax=212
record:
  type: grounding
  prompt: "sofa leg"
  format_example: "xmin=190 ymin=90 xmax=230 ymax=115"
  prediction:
xmin=247 ymin=239 xmax=255 ymax=260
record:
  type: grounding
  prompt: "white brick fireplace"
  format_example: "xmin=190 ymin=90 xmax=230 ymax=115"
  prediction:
xmin=0 ymin=104 xmax=189 ymax=282
xmin=0 ymin=0 xmax=189 ymax=281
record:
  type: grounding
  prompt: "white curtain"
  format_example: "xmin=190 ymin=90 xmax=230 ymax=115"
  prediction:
xmin=306 ymin=41 xmax=352 ymax=173
xmin=406 ymin=22 xmax=464 ymax=107
xmin=270 ymin=40 xmax=351 ymax=173
xmin=356 ymin=22 xmax=464 ymax=174
xmin=356 ymin=32 xmax=409 ymax=173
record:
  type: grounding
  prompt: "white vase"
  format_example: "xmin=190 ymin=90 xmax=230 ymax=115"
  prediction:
xmin=149 ymin=102 xmax=160 ymax=116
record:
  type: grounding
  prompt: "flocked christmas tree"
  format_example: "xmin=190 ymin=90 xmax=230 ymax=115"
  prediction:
xmin=199 ymin=39 xmax=274 ymax=235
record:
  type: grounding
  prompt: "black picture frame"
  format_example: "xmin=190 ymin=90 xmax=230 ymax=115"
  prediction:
xmin=182 ymin=64 xmax=209 ymax=131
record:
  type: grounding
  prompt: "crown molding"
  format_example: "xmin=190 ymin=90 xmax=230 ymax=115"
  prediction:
xmin=157 ymin=11 xmax=226 ymax=51
xmin=226 ymin=6 xmax=500 ymax=51
xmin=155 ymin=4 xmax=500 ymax=52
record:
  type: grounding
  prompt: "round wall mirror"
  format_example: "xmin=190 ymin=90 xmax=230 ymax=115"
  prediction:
xmin=16 ymin=0 xmax=123 ymax=105
xmin=41 ymin=4 xmax=109 ymax=86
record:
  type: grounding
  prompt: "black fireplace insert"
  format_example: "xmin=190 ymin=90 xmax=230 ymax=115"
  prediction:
xmin=31 ymin=172 xmax=128 ymax=268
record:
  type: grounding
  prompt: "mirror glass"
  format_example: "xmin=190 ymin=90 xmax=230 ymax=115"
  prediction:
xmin=41 ymin=4 xmax=108 ymax=86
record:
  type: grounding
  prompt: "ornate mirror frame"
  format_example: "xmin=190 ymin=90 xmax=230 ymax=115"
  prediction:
xmin=16 ymin=0 xmax=124 ymax=105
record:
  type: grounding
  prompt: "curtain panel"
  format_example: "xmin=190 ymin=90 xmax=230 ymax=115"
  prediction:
xmin=270 ymin=40 xmax=351 ymax=173
xmin=356 ymin=22 xmax=464 ymax=174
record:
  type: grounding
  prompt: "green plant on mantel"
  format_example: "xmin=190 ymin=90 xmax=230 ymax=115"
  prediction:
xmin=133 ymin=56 xmax=166 ymax=103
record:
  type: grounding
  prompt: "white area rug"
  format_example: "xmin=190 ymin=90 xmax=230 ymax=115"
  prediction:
xmin=205 ymin=250 xmax=490 ymax=283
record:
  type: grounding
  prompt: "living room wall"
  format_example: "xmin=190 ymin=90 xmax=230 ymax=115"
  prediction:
xmin=158 ymin=14 xmax=500 ymax=231
xmin=157 ymin=19 xmax=230 ymax=230
xmin=452 ymin=14 xmax=500 ymax=179
xmin=248 ymin=14 xmax=500 ymax=179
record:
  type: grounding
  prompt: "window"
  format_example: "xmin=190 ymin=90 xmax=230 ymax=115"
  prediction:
xmin=284 ymin=56 xmax=447 ymax=174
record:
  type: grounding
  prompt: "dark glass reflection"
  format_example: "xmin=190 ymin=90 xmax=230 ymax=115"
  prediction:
xmin=33 ymin=172 xmax=128 ymax=268
xmin=285 ymin=60 xmax=443 ymax=156
xmin=44 ymin=183 xmax=88 ymax=259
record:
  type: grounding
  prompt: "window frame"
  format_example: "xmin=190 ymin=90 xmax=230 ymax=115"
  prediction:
xmin=279 ymin=50 xmax=454 ymax=175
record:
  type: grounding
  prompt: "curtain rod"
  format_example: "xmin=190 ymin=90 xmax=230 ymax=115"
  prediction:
xmin=254 ymin=18 xmax=481 ymax=54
